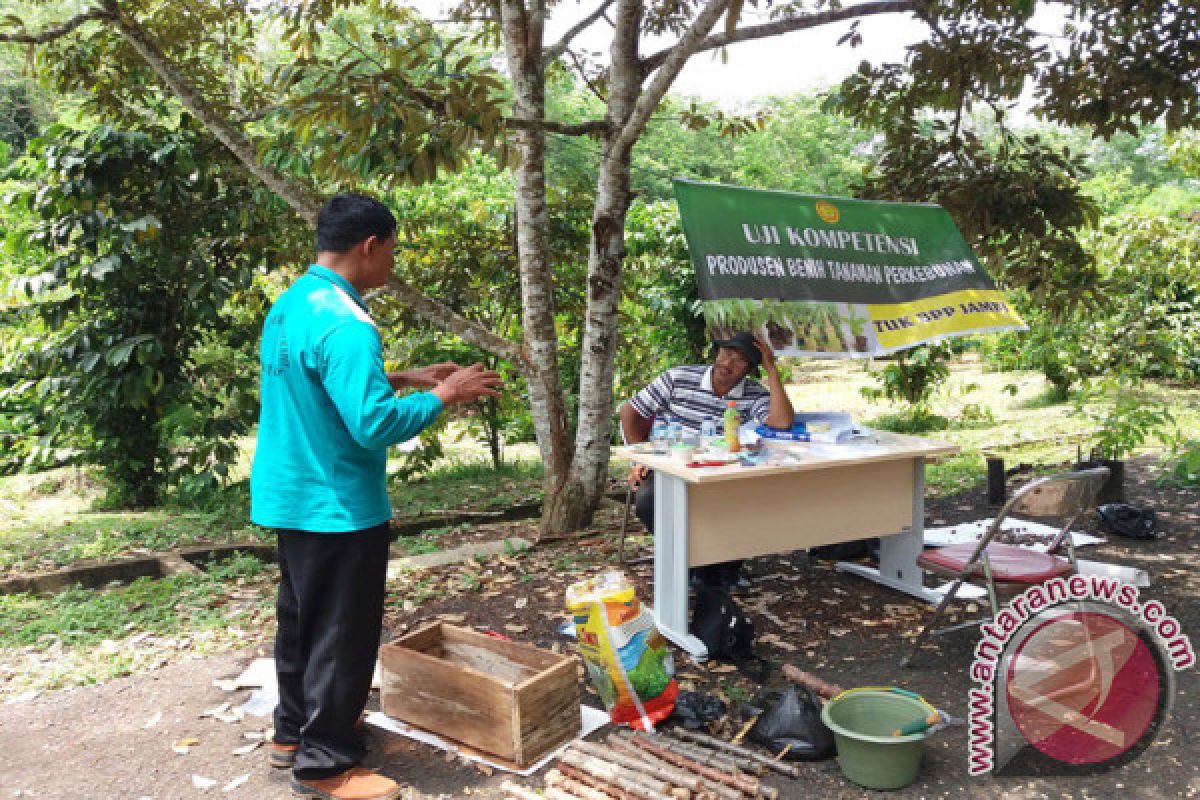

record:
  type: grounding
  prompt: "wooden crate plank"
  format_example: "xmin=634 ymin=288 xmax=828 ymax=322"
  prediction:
xmin=442 ymin=641 xmax=535 ymax=686
xmin=379 ymin=624 xmax=581 ymax=766
xmin=442 ymin=625 xmax=565 ymax=672
xmin=513 ymin=657 xmax=581 ymax=764
xmin=392 ymin=622 xmax=444 ymax=656
xmin=380 ymin=638 xmax=517 ymax=760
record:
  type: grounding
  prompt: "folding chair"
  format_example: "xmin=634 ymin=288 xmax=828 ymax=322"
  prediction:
xmin=901 ymin=466 xmax=1109 ymax=667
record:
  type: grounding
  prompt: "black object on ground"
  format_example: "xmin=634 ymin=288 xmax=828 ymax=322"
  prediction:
xmin=689 ymin=585 xmax=772 ymax=681
xmin=1097 ymin=503 xmax=1160 ymax=540
xmin=745 ymin=686 xmax=835 ymax=762
xmin=669 ymin=691 xmax=727 ymax=730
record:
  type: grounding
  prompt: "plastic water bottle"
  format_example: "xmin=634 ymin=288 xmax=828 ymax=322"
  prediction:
xmin=701 ymin=416 xmax=717 ymax=448
xmin=650 ymin=418 xmax=668 ymax=453
xmin=724 ymin=401 xmax=741 ymax=452
xmin=667 ymin=419 xmax=683 ymax=445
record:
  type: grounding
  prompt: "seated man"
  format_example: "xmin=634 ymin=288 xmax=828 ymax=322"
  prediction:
xmin=618 ymin=331 xmax=795 ymax=587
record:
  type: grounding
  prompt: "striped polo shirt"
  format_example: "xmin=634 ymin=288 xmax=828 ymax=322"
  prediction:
xmin=627 ymin=365 xmax=771 ymax=434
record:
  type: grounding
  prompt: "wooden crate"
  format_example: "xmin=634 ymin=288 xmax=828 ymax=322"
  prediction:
xmin=379 ymin=623 xmax=581 ymax=767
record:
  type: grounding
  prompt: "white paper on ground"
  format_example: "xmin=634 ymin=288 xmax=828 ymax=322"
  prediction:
xmin=365 ymin=705 xmax=610 ymax=776
xmin=923 ymin=517 xmax=1106 ymax=551
xmin=1076 ymin=559 xmax=1151 ymax=588
xmin=222 ymin=658 xmax=382 ymax=717
xmin=221 ymin=658 xmax=275 ymax=690
xmin=239 ymin=687 xmax=277 ymax=718
xmin=930 ymin=580 xmax=989 ymax=600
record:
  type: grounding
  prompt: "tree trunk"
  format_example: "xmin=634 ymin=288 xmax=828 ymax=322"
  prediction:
xmin=499 ymin=0 xmax=581 ymax=539
xmin=566 ymin=0 xmax=645 ymax=520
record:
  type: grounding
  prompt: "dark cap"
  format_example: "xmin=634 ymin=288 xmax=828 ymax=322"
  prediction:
xmin=711 ymin=331 xmax=762 ymax=375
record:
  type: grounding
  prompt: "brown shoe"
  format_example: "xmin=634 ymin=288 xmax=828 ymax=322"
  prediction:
xmin=268 ymin=738 xmax=299 ymax=769
xmin=290 ymin=767 xmax=402 ymax=800
xmin=270 ymin=715 xmax=368 ymax=768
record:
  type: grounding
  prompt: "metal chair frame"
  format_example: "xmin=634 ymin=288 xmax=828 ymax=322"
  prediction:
xmin=902 ymin=466 xmax=1109 ymax=667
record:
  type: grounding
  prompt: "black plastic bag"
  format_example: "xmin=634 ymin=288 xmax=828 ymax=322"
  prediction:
xmin=746 ymin=686 xmax=835 ymax=761
xmin=670 ymin=691 xmax=727 ymax=729
xmin=1097 ymin=503 xmax=1160 ymax=540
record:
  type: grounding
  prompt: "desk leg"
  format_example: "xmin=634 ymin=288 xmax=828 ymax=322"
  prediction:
xmin=837 ymin=457 xmax=944 ymax=604
xmin=652 ymin=471 xmax=708 ymax=660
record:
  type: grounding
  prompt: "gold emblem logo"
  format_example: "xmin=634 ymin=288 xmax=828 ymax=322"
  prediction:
xmin=815 ymin=200 xmax=840 ymax=224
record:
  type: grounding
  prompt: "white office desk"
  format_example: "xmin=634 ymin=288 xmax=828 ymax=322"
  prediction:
xmin=625 ymin=432 xmax=959 ymax=659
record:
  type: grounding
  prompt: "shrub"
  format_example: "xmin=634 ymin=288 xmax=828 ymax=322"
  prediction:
xmin=3 ymin=124 xmax=299 ymax=505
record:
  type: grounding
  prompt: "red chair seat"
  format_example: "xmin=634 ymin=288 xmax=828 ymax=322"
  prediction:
xmin=918 ymin=542 xmax=1074 ymax=583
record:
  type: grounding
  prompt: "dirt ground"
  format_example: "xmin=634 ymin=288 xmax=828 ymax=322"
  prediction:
xmin=2 ymin=457 xmax=1196 ymax=798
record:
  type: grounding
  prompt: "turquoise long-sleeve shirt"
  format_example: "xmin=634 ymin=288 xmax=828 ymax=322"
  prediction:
xmin=250 ymin=265 xmax=443 ymax=532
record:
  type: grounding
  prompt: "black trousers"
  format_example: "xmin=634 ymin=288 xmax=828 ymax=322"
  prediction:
xmin=273 ymin=522 xmax=391 ymax=779
xmin=634 ymin=476 xmax=743 ymax=587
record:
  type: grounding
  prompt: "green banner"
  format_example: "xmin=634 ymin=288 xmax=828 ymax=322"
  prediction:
xmin=673 ymin=180 xmax=1026 ymax=357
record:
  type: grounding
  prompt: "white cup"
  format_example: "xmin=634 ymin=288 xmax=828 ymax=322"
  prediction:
xmin=670 ymin=445 xmax=695 ymax=464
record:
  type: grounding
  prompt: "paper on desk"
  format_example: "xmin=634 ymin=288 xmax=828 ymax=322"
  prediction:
xmin=923 ymin=517 xmax=1105 ymax=551
xmin=365 ymin=706 xmax=610 ymax=776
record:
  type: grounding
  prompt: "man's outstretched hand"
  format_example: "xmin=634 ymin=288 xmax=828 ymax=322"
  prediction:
xmin=430 ymin=363 xmax=503 ymax=406
xmin=388 ymin=362 xmax=460 ymax=390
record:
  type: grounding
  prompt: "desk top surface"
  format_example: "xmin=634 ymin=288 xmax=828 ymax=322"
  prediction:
xmin=622 ymin=430 xmax=959 ymax=484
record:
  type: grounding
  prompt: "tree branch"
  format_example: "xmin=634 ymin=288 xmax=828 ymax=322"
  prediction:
xmin=382 ymin=278 xmax=531 ymax=372
xmin=233 ymin=104 xmax=285 ymax=124
xmin=639 ymin=0 xmax=921 ymax=74
xmin=612 ymin=0 xmax=731 ymax=157
xmin=102 ymin=0 xmax=323 ymax=222
xmin=97 ymin=3 xmax=525 ymax=366
xmin=507 ymin=116 xmax=608 ymax=135
xmin=0 ymin=7 xmax=110 ymax=44
xmin=567 ymin=48 xmax=609 ymax=103
xmin=544 ymin=0 xmax=617 ymax=61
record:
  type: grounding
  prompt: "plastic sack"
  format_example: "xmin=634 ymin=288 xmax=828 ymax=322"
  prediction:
xmin=746 ymin=686 xmax=835 ymax=761
xmin=671 ymin=691 xmax=727 ymax=730
xmin=1097 ymin=503 xmax=1160 ymax=540
xmin=566 ymin=571 xmax=678 ymax=729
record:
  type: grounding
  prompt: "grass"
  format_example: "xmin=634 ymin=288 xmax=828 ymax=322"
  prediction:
xmin=0 ymin=553 xmax=275 ymax=696
xmin=389 ymin=458 xmax=544 ymax=517
xmin=0 ymin=554 xmax=271 ymax=649
xmin=0 ymin=507 xmax=270 ymax=577
xmin=391 ymin=526 xmax=454 ymax=556
xmin=781 ymin=358 xmax=1200 ymax=496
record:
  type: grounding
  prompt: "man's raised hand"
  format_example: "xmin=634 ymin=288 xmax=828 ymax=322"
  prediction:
xmin=753 ymin=333 xmax=779 ymax=374
xmin=430 ymin=363 xmax=503 ymax=406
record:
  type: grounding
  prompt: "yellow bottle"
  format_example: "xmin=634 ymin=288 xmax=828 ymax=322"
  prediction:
xmin=723 ymin=400 xmax=741 ymax=453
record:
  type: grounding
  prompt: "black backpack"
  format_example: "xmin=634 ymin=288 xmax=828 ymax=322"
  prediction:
xmin=690 ymin=585 xmax=770 ymax=680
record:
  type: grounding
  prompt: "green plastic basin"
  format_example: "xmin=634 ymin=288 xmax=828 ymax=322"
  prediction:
xmin=820 ymin=689 xmax=929 ymax=790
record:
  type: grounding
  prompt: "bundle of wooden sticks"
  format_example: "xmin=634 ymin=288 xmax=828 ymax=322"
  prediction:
xmin=501 ymin=727 xmax=800 ymax=800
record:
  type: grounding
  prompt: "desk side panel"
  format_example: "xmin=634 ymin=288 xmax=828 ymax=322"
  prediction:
xmin=687 ymin=459 xmax=915 ymax=566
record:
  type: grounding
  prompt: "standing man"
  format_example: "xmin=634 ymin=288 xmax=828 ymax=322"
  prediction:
xmin=251 ymin=194 xmax=502 ymax=800
xmin=618 ymin=331 xmax=794 ymax=587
